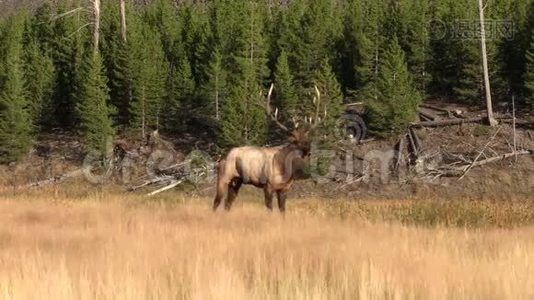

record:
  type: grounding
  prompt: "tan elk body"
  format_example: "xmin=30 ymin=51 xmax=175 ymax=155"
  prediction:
xmin=213 ymin=85 xmax=324 ymax=213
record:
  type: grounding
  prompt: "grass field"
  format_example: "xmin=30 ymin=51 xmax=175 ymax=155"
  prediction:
xmin=0 ymin=190 xmax=533 ymax=299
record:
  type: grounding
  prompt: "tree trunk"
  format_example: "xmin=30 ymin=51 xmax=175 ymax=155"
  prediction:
xmin=478 ymin=0 xmax=497 ymax=126
xmin=215 ymin=73 xmax=219 ymax=120
xmin=120 ymin=0 xmax=127 ymax=42
xmin=141 ymin=86 xmax=146 ymax=139
xmin=93 ymin=0 xmax=101 ymax=54
xmin=411 ymin=117 xmax=485 ymax=128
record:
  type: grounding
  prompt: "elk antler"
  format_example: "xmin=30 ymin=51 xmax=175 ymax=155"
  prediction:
xmin=264 ymin=83 xmax=290 ymax=132
xmin=309 ymin=85 xmax=327 ymax=131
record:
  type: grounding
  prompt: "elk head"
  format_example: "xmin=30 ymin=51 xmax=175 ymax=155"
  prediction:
xmin=264 ymin=84 xmax=326 ymax=157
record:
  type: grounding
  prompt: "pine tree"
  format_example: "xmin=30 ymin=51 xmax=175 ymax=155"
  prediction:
xmin=364 ymin=37 xmax=421 ymax=136
xmin=274 ymin=50 xmax=298 ymax=122
xmin=391 ymin=0 xmax=431 ymax=94
xmin=269 ymin=50 xmax=298 ymax=140
xmin=0 ymin=15 xmax=33 ymax=163
xmin=145 ymin=0 xmax=180 ymax=61
xmin=214 ymin=0 xmax=270 ymax=147
xmin=342 ymin=0 xmax=387 ymax=98
xmin=525 ymin=30 xmax=534 ymax=108
xmin=161 ymin=53 xmax=194 ymax=133
xmin=453 ymin=39 xmax=483 ymax=104
xmin=203 ymin=48 xmax=227 ymax=121
xmin=48 ymin=2 xmax=87 ymax=128
xmin=179 ymin=3 xmax=211 ymax=87
xmin=30 ymin=2 xmax=54 ymax=51
xmin=101 ymin=0 xmax=132 ymax=126
xmin=278 ymin=0 xmax=343 ymax=96
xmin=339 ymin=0 xmax=365 ymax=91
xmin=430 ymin=0 xmax=507 ymax=104
xmin=22 ymin=19 xmax=56 ymax=126
xmin=76 ymin=52 xmax=115 ymax=153
xmin=312 ymin=58 xmax=344 ymax=143
xmin=128 ymin=15 xmax=168 ymax=135
xmin=500 ymin=0 xmax=531 ymax=100
xmin=220 ymin=59 xmax=267 ymax=147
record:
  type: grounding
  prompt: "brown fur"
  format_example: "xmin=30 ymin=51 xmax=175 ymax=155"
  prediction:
xmin=213 ymin=129 xmax=310 ymax=213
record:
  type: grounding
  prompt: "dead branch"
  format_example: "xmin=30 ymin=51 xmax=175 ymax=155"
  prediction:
xmin=419 ymin=104 xmax=451 ymax=114
xmin=146 ymin=180 xmax=183 ymax=197
xmin=441 ymin=150 xmax=533 ymax=177
xmin=499 ymin=119 xmax=534 ymax=128
xmin=334 ymin=176 xmax=365 ymax=190
xmin=411 ymin=117 xmax=486 ymax=128
xmin=358 ymin=138 xmax=376 ymax=144
xmin=418 ymin=109 xmax=438 ymax=121
xmin=407 ymin=129 xmax=417 ymax=164
xmin=419 ymin=113 xmax=433 ymax=122
xmin=409 ymin=127 xmax=421 ymax=150
xmin=445 ymin=152 xmax=471 ymax=164
xmin=458 ymin=126 xmax=502 ymax=180
xmin=23 ymin=169 xmax=84 ymax=189
xmin=465 ymin=150 xmax=532 ymax=168
xmin=394 ymin=136 xmax=405 ymax=170
xmin=128 ymin=176 xmax=174 ymax=191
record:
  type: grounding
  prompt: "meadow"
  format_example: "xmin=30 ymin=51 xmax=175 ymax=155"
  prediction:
xmin=0 ymin=189 xmax=533 ymax=299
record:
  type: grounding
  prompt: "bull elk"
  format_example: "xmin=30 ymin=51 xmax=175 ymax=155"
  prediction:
xmin=213 ymin=84 xmax=326 ymax=213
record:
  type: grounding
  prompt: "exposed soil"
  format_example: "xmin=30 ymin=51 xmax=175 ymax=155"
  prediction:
xmin=1 ymin=102 xmax=533 ymax=200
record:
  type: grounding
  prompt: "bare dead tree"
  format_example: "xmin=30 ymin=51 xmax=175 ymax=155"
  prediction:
xmin=92 ymin=0 xmax=101 ymax=54
xmin=120 ymin=0 xmax=127 ymax=42
xmin=478 ymin=0 xmax=497 ymax=126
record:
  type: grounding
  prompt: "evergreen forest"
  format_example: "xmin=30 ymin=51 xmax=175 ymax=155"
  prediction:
xmin=0 ymin=0 xmax=533 ymax=162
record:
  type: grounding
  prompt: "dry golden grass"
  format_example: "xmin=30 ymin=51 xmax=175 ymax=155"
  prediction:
xmin=0 ymin=191 xmax=533 ymax=299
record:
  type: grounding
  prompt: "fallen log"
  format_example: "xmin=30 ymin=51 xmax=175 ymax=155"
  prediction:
xmin=411 ymin=117 xmax=485 ymax=128
xmin=23 ymin=169 xmax=83 ymax=189
xmin=128 ymin=176 xmax=174 ymax=191
xmin=418 ymin=109 xmax=438 ymax=121
xmin=407 ymin=129 xmax=417 ymax=164
xmin=419 ymin=104 xmax=451 ymax=114
xmin=409 ymin=127 xmax=421 ymax=150
xmin=499 ymin=119 xmax=534 ymax=129
xmin=441 ymin=150 xmax=533 ymax=177
xmin=394 ymin=135 xmax=406 ymax=170
xmin=462 ymin=150 xmax=532 ymax=169
xmin=419 ymin=113 xmax=433 ymax=122
xmin=146 ymin=180 xmax=183 ymax=197
xmin=411 ymin=116 xmax=513 ymax=128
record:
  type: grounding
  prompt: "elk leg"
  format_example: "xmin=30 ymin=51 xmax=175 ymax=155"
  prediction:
xmin=224 ymin=179 xmax=242 ymax=211
xmin=277 ymin=191 xmax=287 ymax=214
xmin=212 ymin=179 xmax=228 ymax=211
xmin=264 ymin=186 xmax=274 ymax=211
